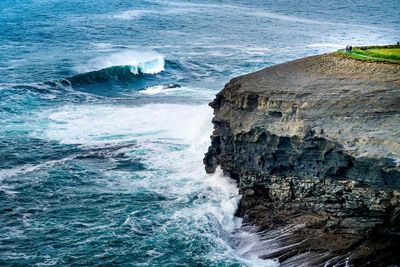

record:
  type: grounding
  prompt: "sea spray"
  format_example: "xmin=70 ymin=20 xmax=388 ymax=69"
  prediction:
xmin=34 ymin=103 xmax=277 ymax=266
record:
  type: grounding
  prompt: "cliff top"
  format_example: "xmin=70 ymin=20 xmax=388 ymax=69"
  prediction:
xmin=206 ymin=49 xmax=400 ymax=266
xmin=338 ymin=45 xmax=400 ymax=64
xmin=215 ymin=52 xmax=400 ymax=165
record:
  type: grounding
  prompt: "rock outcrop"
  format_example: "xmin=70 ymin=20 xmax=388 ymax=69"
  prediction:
xmin=204 ymin=53 xmax=400 ymax=266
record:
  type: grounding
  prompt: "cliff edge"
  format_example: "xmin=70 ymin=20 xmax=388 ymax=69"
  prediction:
xmin=204 ymin=53 xmax=400 ymax=266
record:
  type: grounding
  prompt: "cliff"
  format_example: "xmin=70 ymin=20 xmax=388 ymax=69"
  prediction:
xmin=204 ymin=53 xmax=400 ymax=266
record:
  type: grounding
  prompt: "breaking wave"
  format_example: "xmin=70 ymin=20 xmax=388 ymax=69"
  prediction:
xmin=66 ymin=65 xmax=147 ymax=84
xmin=67 ymin=50 xmax=165 ymax=85
xmin=76 ymin=50 xmax=165 ymax=74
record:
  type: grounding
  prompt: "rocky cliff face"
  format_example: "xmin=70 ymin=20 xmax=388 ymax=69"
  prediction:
xmin=204 ymin=53 xmax=400 ymax=266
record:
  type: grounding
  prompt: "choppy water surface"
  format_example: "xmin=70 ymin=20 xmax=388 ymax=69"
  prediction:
xmin=0 ymin=0 xmax=399 ymax=266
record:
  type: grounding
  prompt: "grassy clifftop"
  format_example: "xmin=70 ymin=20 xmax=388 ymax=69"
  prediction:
xmin=337 ymin=44 xmax=400 ymax=64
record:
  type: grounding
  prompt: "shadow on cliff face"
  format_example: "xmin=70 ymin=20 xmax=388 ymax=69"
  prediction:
xmin=205 ymin=126 xmax=400 ymax=188
xmin=205 ymin=101 xmax=400 ymax=265
xmin=204 ymin=126 xmax=400 ymax=266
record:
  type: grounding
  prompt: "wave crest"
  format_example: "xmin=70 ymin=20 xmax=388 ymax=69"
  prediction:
xmin=66 ymin=65 xmax=141 ymax=84
xmin=77 ymin=50 xmax=165 ymax=74
xmin=68 ymin=50 xmax=165 ymax=84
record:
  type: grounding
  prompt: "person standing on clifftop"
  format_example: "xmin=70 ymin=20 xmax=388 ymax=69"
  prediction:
xmin=345 ymin=45 xmax=352 ymax=52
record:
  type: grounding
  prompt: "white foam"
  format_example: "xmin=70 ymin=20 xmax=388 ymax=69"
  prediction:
xmin=91 ymin=42 xmax=114 ymax=51
xmin=149 ymin=1 xmax=333 ymax=26
xmin=0 ymin=157 xmax=75 ymax=181
xmin=113 ymin=10 xmax=152 ymax=20
xmin=139 ymin=85 xmax=166 ymax=95
xmin=148 ymin=0 xmax=387 ymax=31
xmin=43 ymin=104 xmax=211 ymax=145
xmin=241 ymin=47 xmax=271 ymax=56
xmin=112 ymin=7 xmax=189 ymax=21
xmin=139 ymin=85 xmax=177 ymax=95
xmin=75 ymin=50 xmax=165 ymax=75
xmin=37 ymin=103 xmax=278 ymax=266
xmin=246 ymin=10 xmax=332 ymax=25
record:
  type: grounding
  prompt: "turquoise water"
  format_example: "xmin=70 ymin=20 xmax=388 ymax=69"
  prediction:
xmin=0 ymin=0 xmax=399 ymax=266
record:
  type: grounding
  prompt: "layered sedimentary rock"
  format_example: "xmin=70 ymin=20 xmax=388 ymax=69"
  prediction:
xmin=204 ymin=53 xmax=400 ymax=266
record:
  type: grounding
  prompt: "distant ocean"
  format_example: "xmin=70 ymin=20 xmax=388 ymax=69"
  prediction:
xmin=0 ymin=0 xmax=398 ymax=266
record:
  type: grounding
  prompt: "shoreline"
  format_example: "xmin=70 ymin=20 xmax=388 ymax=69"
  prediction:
xmin=205 ymin=52 xmax=400 ymax=266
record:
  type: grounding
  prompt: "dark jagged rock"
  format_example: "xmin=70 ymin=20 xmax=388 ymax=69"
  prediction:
xmin=204 ymin=53 xmax=400 ymax=266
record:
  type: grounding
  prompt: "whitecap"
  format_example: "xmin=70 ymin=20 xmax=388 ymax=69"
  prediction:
xmin=91 ymin=42 xmax=114 ymax=51
xmin=113 ymin=10 xmax=151 ymax=20
xmin=34 ymin=103 xmax=280 ymax=265
xmin=75 ymin=50 xmax=165 ymax=75
xmin=112 ymin=7 xmax=189 ymax=21
xmin=139 ymin=84 xmax=182 ymax=95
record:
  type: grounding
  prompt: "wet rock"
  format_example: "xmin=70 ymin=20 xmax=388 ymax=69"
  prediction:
xmin=204 ymin=53 xmax=400 ymax=266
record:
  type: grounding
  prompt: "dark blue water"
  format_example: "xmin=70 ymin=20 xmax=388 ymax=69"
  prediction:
xmin=1 ymin=0 xmax=399 ymax=266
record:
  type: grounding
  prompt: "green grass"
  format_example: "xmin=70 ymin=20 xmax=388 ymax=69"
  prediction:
xmin=337 ymin=45 xmax=400 ymax=64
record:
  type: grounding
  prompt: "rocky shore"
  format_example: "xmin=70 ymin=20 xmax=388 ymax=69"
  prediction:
xmin=204 ymin=53 xmax=400 ymax=266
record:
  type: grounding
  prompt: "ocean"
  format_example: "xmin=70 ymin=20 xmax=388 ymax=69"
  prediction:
xmin=0 ymin=0 xmax=399 ymax=266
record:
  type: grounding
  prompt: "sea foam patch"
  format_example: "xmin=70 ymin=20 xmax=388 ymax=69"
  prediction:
xmin=39 ymin=102 xmax=279 ymax=266
xmin=44 ymin=103 xmax=212 ymax=146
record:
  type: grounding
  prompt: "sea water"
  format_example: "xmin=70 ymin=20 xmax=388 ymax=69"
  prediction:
xmin=0 ymin=0 xmax=399 ymax=266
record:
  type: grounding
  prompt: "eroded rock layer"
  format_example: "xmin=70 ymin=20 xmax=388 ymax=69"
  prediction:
xmin=204 ymin=53 xmax=400 ymax=266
